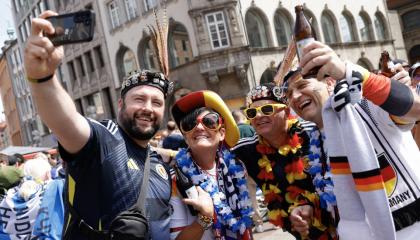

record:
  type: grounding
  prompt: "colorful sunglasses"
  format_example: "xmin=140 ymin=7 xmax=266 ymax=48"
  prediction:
xmin=243 ymin=103 xmax=286 ymax=119
xmin=180 ymin=112 xmax=223 ymax=133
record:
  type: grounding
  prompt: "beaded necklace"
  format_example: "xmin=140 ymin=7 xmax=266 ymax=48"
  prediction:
xmin=307 ymin=129 xmax=337 ymax=219
xmin=255 ymin=117 xmax=311 ymax=227
xmin=175 ymin=147 xmax=253 ymax=235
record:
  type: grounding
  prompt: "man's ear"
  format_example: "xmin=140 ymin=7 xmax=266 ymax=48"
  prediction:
xmin=326 ymin=77 xmax=336 ymax=95
xmin=118 ymin=98 xmax=123 ymax=111
xmin=285 ymin=107 xmax=291 ymax=116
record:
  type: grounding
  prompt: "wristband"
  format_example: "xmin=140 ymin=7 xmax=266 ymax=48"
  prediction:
xmin=197 ymin=214 xmax=213 ymax=230
xmin=27 ymin=74 xmax=54 ymax=83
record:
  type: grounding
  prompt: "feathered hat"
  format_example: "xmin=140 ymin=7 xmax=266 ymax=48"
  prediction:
xmin=120 ymin=9 xmax=174 ymax=98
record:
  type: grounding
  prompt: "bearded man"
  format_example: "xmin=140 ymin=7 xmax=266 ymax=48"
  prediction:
xmin=23 ymin=10 xmax=173 ymax=239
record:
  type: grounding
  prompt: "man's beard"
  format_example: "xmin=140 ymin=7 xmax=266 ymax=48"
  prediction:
xmin=118 ymin=103 xmax=160 ymax=141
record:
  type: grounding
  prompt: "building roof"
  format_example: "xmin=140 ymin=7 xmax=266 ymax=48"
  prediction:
xmin=0 ymin=145 xmax=52 ymax=156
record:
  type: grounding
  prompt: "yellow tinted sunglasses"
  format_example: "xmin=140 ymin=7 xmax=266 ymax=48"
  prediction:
xmin=243 ymin=104 xmax=286 ymax=119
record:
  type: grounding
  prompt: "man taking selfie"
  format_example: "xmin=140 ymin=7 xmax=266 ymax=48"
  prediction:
xmin=24 ymin=10 xmax=173 ymax=239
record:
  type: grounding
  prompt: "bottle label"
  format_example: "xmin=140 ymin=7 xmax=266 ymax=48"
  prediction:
xmin=296 ymin=37 xmax=315 ymax=60
xmin=387 ymin=61 xmax=395 ymax=70
xmin=185 ymin=186 xmax=198 ymax=199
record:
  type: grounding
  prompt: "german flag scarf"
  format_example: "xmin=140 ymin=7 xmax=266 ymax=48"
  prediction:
xmin=322 ymin=97 xmax=396 ymax=240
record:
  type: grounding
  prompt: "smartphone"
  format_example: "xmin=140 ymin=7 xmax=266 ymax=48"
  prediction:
xmin=45 ymin=10 xmax=95 ymax=46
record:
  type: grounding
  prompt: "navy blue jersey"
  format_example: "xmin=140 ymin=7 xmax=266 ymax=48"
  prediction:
xmin=60 ymin=119 xmax=172 ymax=239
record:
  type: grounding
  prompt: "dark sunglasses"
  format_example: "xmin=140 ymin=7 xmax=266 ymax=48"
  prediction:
xmin=180 ymin=112 xmax=222 ymax=133
xmin=243 ymin=103 xmax=286 ymax=119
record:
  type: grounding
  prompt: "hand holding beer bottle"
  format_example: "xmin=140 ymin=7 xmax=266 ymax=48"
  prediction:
xmin=295 ymin=5 xmax=320 ymax=78
xmin=380 ymin=51 xmax=395 ymax=78
xmin=380 ymin=50 xmax=411 ymax=86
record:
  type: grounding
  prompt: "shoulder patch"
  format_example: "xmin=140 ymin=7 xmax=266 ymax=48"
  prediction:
xmin=156 ymin=164 xmax=169 ymax=180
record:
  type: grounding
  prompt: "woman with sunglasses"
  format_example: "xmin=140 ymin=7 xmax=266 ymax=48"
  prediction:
xmin=169 ymin=90 xmax=253 ymax=240
xmin=231 ymin=82 xmax=337 ymax=240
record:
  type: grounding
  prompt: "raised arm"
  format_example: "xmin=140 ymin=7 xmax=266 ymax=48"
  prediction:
xmin=300 ymin=41 xmax=420 ymax=123
xmin=24 ymin=11 xmax=90 ymax=153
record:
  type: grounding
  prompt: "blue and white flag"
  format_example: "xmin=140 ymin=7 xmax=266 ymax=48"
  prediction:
xmin=0 ymin=179 xmax=64 ymax=240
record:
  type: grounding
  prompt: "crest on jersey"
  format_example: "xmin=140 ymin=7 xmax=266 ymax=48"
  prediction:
xmin=156 ymin=164 xmax=168 ymax=180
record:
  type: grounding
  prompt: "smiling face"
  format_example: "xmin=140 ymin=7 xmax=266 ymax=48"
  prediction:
xmin=286 ymin=77 xmax=330 ymax=127
xmin=248 ymin=99 xmax=289 ymax=139
xmin=118 ymin=85 xmax=165 ymax=141
xmin=181 ymin=110 xmax=225 ymax=156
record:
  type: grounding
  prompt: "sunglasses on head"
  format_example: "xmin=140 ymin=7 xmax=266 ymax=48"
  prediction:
xmin=180 ymin=112 xmax=223 ymax=133
xmin=243 ymin=103 xmax=286 ymax=119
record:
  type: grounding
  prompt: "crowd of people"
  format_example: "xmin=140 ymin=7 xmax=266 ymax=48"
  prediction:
xmin=1 ymin=8 xmax=420 ymax=240
xmin=0 ymin=151 xmax=65 ymax=239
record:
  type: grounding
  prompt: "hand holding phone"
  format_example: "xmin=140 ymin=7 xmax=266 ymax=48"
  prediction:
xmin=45 ymin=10 xmax=95 ymax=46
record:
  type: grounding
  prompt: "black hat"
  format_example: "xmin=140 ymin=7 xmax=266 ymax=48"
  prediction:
xmin=246 ymin=82 xmax=288 ymax=107
xmin=120 ymin=70 xmax=174 ymax=98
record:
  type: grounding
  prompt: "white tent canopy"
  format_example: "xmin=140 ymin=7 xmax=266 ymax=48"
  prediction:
xmin=0 ymin=146 xmax=52 ymax=156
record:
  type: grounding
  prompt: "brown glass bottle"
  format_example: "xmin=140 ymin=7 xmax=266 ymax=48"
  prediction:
xmin=380 ymin=50 xmax=395 ymax=78
xmin=294 ymin=5 xmax=320 ymax=78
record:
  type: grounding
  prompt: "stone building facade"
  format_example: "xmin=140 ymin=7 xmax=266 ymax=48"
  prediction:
xmin=10 ymin=0 xmax=58 ymax=146
xmin=387 ymin=0 xmax=420 ymax=64
xmin=53 ymin=0 xmax=118 ymax=121
xmin=96 ymin=0 xmax=406 ymax=113
xmin=0 ymin=40 xmax=23 ymax=147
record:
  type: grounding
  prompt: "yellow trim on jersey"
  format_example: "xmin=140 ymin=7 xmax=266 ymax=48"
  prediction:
xmin=127 ymin=158 xmax=140 ymax=170
xmin=64 ymin=174 xmax=76 ymax=234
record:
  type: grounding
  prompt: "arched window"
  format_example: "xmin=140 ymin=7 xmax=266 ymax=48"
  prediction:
xmin=401 ymin=10 xmax=420 ymax=32
xmin=357 ymin=12 xmax=374 ymax=41
xmin=274 ymin=9 xmax=293 ymax=47
xmin=321 ymin=11 xmax=338 ymax=43
xmin=116 ymin=47 xmax=138 ymax=82
xmin=303 ymin=9 xmax=321 ymax=40
xmin=122 ymin=50 xmax=137 ymax=76
xmin=245 ymin=9 xmax=269 ymax=48
xmin=374 ymin=12 xmax=388 ymax=40
xmin=168 ymin=23 xmax=193 ymax=69
xmin=339 ymin=12 xmax=356 ymax=42
xmin=138 ymin=37 xmax=159 ymax=70
xmin=409 ymin=45 xmax=420 ymax=64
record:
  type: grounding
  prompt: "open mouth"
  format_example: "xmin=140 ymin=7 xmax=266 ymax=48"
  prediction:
xmin=194 ymin=135 xmax=210 ymax=140
xmin=135 ymin=115 xmax=153 ymax=125
xmin=299 ymin=99 xmax=311 ymax=111
xmin=256 ymin=120 xmax=270 ymax=126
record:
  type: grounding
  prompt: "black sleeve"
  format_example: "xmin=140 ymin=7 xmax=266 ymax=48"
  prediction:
xmin=58 ymin=119 xmax=114 ymax=170
xmin=231 ymin=142 xmax=261 ymax=185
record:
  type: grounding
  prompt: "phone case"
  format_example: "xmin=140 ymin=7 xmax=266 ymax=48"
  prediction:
xmin=46 ymin=10 xmax=96 ymax=46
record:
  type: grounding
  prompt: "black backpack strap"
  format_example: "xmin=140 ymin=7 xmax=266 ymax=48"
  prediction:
xmin=65 ymin=148 xmax=151 ymax=239
xmin=66 ymin=203 xmax=109 ymax=240
xmin=137 ymin=148 xmax=151 ymax=212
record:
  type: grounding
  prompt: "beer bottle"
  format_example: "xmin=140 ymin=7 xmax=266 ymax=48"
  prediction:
xmin=174 ymin=165 xmax=198 ymax=215
xmin=380 ymin=50 xmax=395 ymax=78
xmin=294 ymin=5 xmax=320 ymax=77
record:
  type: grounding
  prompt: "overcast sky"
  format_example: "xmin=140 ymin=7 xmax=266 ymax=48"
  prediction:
xmin=0 ymin=1 xmax=14 ymax=121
